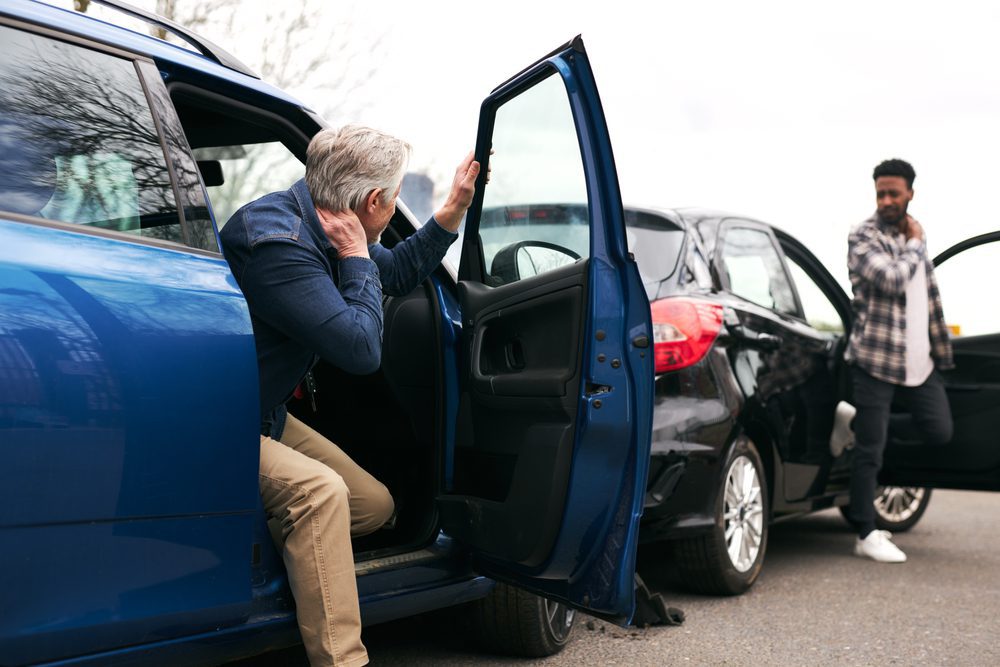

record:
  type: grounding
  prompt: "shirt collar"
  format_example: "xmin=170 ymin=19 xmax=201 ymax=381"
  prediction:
xmin=290 ymin=178 xmax=333 ymax=251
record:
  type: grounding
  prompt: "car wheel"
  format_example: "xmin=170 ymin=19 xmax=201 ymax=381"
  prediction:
xmin=671 ymin=439 xmax=769 ymax=595
xmin=466 ymin=582 xmax=575 ymax=657
xmin=840 ymin=486 xmax=932 ymax=533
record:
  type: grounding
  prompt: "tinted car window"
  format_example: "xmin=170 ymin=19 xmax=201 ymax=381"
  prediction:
xmin=785 ymin=257 xmax=845 ymax=334
xmin=0 ymin=27 xmax=185 ymax=245
xmin=721 ymin=226 xmax=798 ymax=315
xmin=625 ymin=210 xmax=684 ymax=284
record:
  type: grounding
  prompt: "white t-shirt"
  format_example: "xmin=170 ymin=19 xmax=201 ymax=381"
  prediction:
xmin=904 ymin=260 xmax=935 ymax=386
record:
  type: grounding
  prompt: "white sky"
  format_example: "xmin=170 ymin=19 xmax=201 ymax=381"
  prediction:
xmin=344 ymin=0 xmax=1000 ymax=333
xmin=41 ymin=0 xmax=1000 ymax=331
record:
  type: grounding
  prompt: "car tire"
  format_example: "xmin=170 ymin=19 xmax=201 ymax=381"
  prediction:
xmin=840 ymin=486 xmax=932 ymax=533
xmin=466 ymin=582 xmax=575 ymax=657
xmin=671 ymin=438 xmax=769 ymax=595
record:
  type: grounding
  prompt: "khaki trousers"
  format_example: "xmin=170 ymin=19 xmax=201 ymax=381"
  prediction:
xmin=259 ymin=413 xmax=394 ymax=667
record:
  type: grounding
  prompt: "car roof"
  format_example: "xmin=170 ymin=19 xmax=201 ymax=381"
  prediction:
xmin=3 ymin=0 xmax=312 ymax=112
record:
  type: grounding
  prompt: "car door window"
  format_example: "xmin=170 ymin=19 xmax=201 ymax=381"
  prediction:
xmin=0 ymin=26 xmax=195 ymax=248
xmin=721 ymin=226 xmax=798 ymax=315
xmin=785 ymin=258 xmax=845 ymax=334
xmin=193 ymin=141 xmax=304 ymax=228
xmin=476 ymin=73 xmax=589 ymax=286
xmin=933 ymin=241 xmax=1000 ymax=337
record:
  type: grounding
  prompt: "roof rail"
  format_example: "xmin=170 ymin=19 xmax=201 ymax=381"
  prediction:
xmin=90 ymin=0 xmax=259 ymax=79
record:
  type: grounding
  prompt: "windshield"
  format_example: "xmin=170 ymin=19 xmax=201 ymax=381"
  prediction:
xmin=625 ymin=210 xmax=685 ymax=285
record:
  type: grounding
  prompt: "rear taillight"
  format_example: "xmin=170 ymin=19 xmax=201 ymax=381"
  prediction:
xmin=650 ymin=297 xmax=724 ymax=374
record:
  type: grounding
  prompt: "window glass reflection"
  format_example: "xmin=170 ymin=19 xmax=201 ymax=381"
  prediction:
xmin=722 ymin=227 xmax=798 ymax=315
xmin=0 ymin=27 xmax=183 ymax=244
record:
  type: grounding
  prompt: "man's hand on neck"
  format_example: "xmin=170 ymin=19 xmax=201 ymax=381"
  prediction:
xmin=316 ymin=207 xmax=370 ymax=259
xmin=903 ymin=215 xmax=925 ymax=242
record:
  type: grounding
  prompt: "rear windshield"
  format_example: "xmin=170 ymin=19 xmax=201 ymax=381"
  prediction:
xmin=625 ymin=210 xmax=685 ymax=284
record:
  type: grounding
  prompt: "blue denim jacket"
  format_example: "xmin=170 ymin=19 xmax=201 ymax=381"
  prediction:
xmin=219 ymin=178 xmax=457 ymax=439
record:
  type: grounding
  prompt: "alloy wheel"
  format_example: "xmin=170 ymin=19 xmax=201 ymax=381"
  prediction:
xmin=874 ymin=486 xmax=926 ymax=524
xmin=723 ymin=455 xmax=765 ymax=573
xmin=543 ymin=598 xmax=575 ymax=642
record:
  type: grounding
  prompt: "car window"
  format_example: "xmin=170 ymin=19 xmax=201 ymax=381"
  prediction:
xmin=720 ymin=226 xmax=798 ymax=316
xmin=0 ymin=26 xmax=192 ymax=248
xmin=785 ymin=257 xmax=845 ymax=334
xmin=625 ymin=210 xmax=685 ymax=284
xmin=477 ymin=72 xmax=589 ymax=286
xmin=193 ymin=141 xmax=304 ymax=228
xmin=934 ymin=241 xmax=1000 ymax=337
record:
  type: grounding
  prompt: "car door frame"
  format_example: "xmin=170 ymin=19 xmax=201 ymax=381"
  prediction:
xmin=437 ymin=36 xmax=653 ymax=624
xmin=878 ymin=231 xmax=1000 ymax=490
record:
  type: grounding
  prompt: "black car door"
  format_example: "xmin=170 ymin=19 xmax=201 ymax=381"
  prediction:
xmin=715 ymin=221 xmax=838 ymax=501
xmin=880 ymin=232 xmax=1000 ymax=489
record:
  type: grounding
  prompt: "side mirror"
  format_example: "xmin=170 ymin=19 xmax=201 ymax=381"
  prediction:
xmin=197 ymin=160 xmax=224 ymax=187
xmin=489 ymin=240 xmax=581 ymax=285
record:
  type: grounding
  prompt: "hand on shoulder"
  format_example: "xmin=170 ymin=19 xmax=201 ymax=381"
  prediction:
xmin=904 ymin=215 xmax=925 ymax=242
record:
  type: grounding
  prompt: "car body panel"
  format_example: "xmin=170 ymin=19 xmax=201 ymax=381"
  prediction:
xmin=0 ymin=221 xmax=260 ymax=663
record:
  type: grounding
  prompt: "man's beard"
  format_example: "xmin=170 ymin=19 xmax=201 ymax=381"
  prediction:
xmin=879 ymin=205 xmax=907 ymax=226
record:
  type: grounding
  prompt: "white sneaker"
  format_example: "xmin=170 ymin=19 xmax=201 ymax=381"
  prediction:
xmin=830 ymin=401 xmax=857 ymax=458
xmin=855 ymin=529 xmax=907 ymax=563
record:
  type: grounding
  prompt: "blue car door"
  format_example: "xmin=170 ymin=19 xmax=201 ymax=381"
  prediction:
xmin=0 ymin=22 xmax=260 ymax=663
xmin=438 ymin=37 xmax=653 ymax=623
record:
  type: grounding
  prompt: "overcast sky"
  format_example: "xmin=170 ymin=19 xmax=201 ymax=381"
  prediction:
xmin=347 ymin=0 xmax=1000 ymax=332
xmin=48 ymin=0 xmax=1000 ymax=331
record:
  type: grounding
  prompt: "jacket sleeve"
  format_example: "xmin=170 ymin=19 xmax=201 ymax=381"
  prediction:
xmin=241 ymin=239 xmax=384 ymax=375
xmin=848 ymin=225 xmax=925 ymax=296
xmin=369 ymin=217 xmax=458 ymax=296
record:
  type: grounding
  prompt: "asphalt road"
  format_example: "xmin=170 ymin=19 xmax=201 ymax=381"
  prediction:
xmin=357 ymin=490 xmax=1000 ymax=666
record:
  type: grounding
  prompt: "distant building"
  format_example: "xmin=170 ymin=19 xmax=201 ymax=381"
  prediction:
xmin=401 ymin=172 xmax=434 ymax=224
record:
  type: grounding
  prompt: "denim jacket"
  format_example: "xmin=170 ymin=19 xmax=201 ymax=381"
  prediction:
xmin=219 ymin=178 xmax=457 ymax=439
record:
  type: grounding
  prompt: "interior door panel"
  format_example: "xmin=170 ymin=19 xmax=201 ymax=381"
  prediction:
xmin=880 ymin=233 xmax=1000 ymax=490
xmin=440 ymin=260 xmax=586 ymax=566
xmin=882 ymin=334 xmax=1000 ymax=489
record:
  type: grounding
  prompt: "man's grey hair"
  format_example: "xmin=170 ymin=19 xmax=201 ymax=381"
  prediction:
xmin=305 ymin=125 xmax=412 ymax=211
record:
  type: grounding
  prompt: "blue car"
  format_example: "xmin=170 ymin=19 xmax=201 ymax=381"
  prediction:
xmin=0 ymin=1 xmax=653 ymax=664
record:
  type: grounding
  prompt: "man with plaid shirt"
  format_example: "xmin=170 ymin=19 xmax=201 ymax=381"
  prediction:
xmin=844 ymin=158 xmax=953 ymax=563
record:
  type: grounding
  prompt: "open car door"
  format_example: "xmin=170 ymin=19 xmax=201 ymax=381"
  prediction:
xmin=437 ymin=37 xmax=653 ymax=623
xmin=881 ymin=232 xmax=1000 ymax=489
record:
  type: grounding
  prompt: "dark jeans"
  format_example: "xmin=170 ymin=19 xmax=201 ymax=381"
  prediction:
xmin=848 ymin=366 xmax=952 ymax=538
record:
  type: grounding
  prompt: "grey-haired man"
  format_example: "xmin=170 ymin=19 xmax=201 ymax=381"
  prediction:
xmin=220 ymin=125 xmax=478 ymax=665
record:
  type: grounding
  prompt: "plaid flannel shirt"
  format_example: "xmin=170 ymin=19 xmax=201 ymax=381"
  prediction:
xmin=845 ymin=214 xmax=953 ymax=384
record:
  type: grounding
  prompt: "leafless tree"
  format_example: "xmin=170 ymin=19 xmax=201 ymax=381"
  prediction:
xmin=66 ymin=0 xmax=383 ymax=220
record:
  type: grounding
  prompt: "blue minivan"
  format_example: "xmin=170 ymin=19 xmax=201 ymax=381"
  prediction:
xmin=0 ymin=0 xmax=653 ymax=664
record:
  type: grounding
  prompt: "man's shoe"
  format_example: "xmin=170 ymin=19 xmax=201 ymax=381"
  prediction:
xmin=855 ymin=529 xmax=907 ymax=563
xmin=830 ymin=400 xmax=856 ymax=458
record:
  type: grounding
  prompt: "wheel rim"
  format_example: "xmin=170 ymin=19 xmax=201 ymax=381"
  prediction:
xmin=723 ymin=455 xmax=764 ymax=573
xmin=543 ymin=598 xmax=575 ymax=642
xmin=874 ymin=486 xmax=926 ymax=523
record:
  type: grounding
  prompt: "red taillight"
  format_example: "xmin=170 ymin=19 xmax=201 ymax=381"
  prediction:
xmin=650 ymin=298 xmax=723 ymax=374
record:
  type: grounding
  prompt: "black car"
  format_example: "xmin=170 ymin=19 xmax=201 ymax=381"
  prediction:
xmin=479 ymin=203 xmax=1000 ymax=595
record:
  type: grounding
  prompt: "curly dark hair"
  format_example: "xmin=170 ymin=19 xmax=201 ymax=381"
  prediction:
xmin=873 ymin=158 xmax=915 ymax=189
